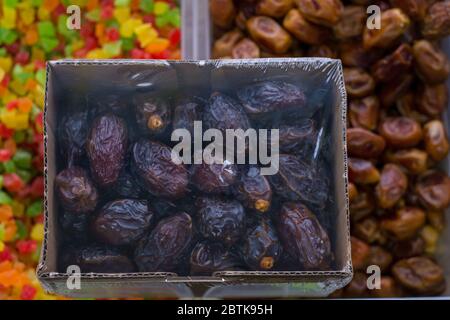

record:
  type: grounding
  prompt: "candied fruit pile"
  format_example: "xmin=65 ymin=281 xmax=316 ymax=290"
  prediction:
xmin=57 ymin=79 xmax=337 ymax=277
xmin=210 ymin=0 xmax=450 ymax=297
xmin=0 ymin=0 xmax=181 ymax=300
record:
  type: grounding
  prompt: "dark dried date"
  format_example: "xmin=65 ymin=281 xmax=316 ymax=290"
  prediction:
xmin=236 ymin=81 xmax=306 ymax=116
xmin=191 ymin=162 xmax=238 ymax=194
xmin=87 ymin=113 xmax=128 ymax=188
xmin=55 ymin=167 xmax=98 ymax=214
xmin=240 ymin=218 xmax=282 ymax=270
xmin=91 ymin=199 xmax=153 ymax=246
xmin=134 ymin=94 xmax=171 ymax=136
xmin=132 ymin=140 xmax=188 ymax=199
xmin=276 ymin=202 xmax=331 ymax=270
xmin=233 ymin=166 xmax=272 ymax=213
xmin=269 ymin=154 xmax=328 ymax=207
xmin=58 ymin=111 xmax=88 ymax=167
xmin=134 ymin=213 xmax=193 ymax=272
xmin=196 ymin=196 xmax=246 ymax=246
xmin=172 ymin=97 xmax=203 ymax=136
xmin=190 ymin=241 xmax=242 ymax=275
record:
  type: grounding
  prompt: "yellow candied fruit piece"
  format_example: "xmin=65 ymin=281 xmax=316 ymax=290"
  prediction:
xmin=11 ymin=200 xmax=25 ymax=218
xmin=37 ymin=6 xmax=51 ymax=21
xmin=0 ymin=7 xmax=17 ymax=29
xmin=0 ymin=69 xmax=5 ymax=83
xmin=0 ymin=241 xmax=4 ymax=252
xmin=135 ymin=25 xmax=158 ymax=47
xmin=114 ymin=7 xmax=131 ymax=24
xmin=0 ymin=57 xmax=13 ymax=73
xmin=86 ymin=49 xmax=108 ymax=59
xmin=20 ymin=8 xmax=35 ymax=26
xmin=120 ymin=18 xmax=143 ymax=38
xmin=31 ymin=224 xmax=44 ymax=242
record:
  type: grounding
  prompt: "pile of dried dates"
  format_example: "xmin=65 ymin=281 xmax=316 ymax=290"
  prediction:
xmin=56 ymin=78 xmax=337 ymax=276
xmin=210 ymin=0 xmax=450 ymax=297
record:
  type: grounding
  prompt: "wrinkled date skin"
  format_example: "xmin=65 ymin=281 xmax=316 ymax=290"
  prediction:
xmin=134 ymin=213 xmax=193 ymax=272
xmin=379 ymin=117 xmax=423 ymax=149
xmin=276 ymin=202 xmax=331 ymax=270
xmin=87 ymin=113 xmax=128 ymax=188
xmin=61 ymin=245 xmax=136 ymax=273
xmin=203 ymin=92 xmax=251 ymax=134
xmin=332 ymin=5 xmax=366 ymax=40
xmin=417 ymin=83 xmax=448 ymax=117
xmin=349 ymin=96 xmax=379 ymax=131
xmin=55 ymin=167 xmax=98 ymax=214
xmin=384 ymin=148 xmax=428 ymax=175
xmin=283 ymin=8 xmax=330 ymax=45
xmin=196 ymin=197 xmax=246 ymax=246
xmin=295 ymin=0 xmax=343 ymax=27
xmin=172 ymin=97 xmax=203 ymax=136
xmin=278 ymin=119 xmax=317 ymax=154
xmin=240 ymin=218 xmax=282 ymax=270
xmin=423 ymin=120 xmax=449 ymax=162
xmin=58 ymin=111 xmax=88 ymax=167
xmin=413 ymin=40 xmax=450 ymax=84
xmin=132 ymin=140 xmax=188 ymax=199
xmin=232 ymin=38 xmax=261 ymax=59
xmin=134 ymin=94 xmax=171 ymax=136
xmin=343 ymin=68 xmax=375 ymax=98
xmin=190 ymin=241 xmax=242 ymax=275
xmin=233 ymin=166 xmax=272 ymax=213
xmin=371 ymin=44 xmax=413 ymax=83
xmin=91 ymin=199 xmax=154 ymax=246
xmin=380 ymin=207 xmax=426 ymax=240
xmin=392 ymin=257 xmax=446 ymax=295
xmin=246 ymin=16 xmax=293 ymax=54
xmin=375 ymin=164 xmax=408 ymax=209
xmin=348 ymin=158 xmax=380 ymax=185
xmin=268 ymin=154 xmax=329 ymax=207
xmin=415 ymin=170 xmax=450 ymax=210
xmin=389 ymin=0 xmax=427 ymax=21
xmin=347 ymin=128 xmax=386 ymax=159
xmin=191 ymin=162 xmax=238 ymax=194
xmin=59 ymin=211 xmax=89 ymax=244
xmin=237 ymin=80 xmax=306 ymax=116
xmin=363 ymin=9 xmax=410 ymax=50
xmin=421 ymin=1 xmax=450 ymax=39
xmin=256 ymin=0 xmax=294 ymax=18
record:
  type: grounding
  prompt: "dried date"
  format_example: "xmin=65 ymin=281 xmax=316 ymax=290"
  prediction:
xmin=295 ymin=0 xmax=344 ymax=27
xmin=375 ymin=164 xmax=408 ymax=209
xmin=190 ymin=241 xmax=242 ymax=275
xmin=134 ymin=94 xmax=171 ymax=136
xmin=343 ymin=68 xmax=375 ymax=98
xmin=134 ymin=213 xmax=193 ymax=272
xmin=379 ymin=117 xmax=423 ymax=148
xmin=349 ymin=96 xmax=380 ymax=131
xmin=421 ymin=1 xmax=450 ymax=39
xmin=91 ymin=199 xmax=153 ymax=246
xmin=380 ymin=207 xmax=426 ymax=240
xmin=246 ymin=16 xmax=293 ymax=54
xmin=415 ymin=170 xmax=450 ymax=210
xmin=210 ymin=0 xmax=237 ymax=29
xmin=233 ymin=166 xmax=272 ymax=213
xmin=87 ymin=113 xmax=128 ymax=188
xmin=277 ymin=202 xmax=331 ymax=270
xmin=348 ymin=158 xmax=380 ymax=185
xmin=191 ymin=162 xmax=238 ymax=194
xmin=413 ymin=40 xmax=450 ymax=84
xmin=58 ymin=111 xmax=88 ymax=167
xmin=283 ymin=9 xmax=330 ymax=45
xmin=423 ymin=120 xmax=449 ymax=162
xmin=55 ymin=167 xmax=98 ymax=214
xmin=347 ymin=128 xmax=386 ymax=158
xmin=371 ymin=43 xmax=413 ymax=83
xmin=417 ymin=83 xmax=448 ymax=117
xmin=232 ymin=38 xmax=261 ymax=58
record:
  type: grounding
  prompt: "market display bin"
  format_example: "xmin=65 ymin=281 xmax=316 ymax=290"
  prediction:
xmin=180 ymin=0 xmax=450 ymax=298
xmin=37 ymin=58 xmax=352 ymax=298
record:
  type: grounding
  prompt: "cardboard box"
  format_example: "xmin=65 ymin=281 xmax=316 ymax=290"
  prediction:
xmin=38 ymin=59 xmax=352 ymax=298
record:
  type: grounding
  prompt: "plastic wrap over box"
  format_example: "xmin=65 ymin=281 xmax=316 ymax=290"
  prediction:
xmin=38 ymin=58 xmax=352 ymax=298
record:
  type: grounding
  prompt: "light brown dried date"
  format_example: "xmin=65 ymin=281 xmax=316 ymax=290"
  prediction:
xmin=348 ymin=182 xmax=358 ymax=203
xmin=379 ymin=73 xmax=413 ymax=108
xmin=343 ymin=68 xmax=375 ymax=98
xmin=379 ymin=117 xmax=423 ymax=148
xmin=389 ymin=0 xmax=427 ymax=21
xmin=277 ymin=202 xmax=331 ymax=270
xmin=371 ymin=276 xmax=403 ymax=298
xmin=392 ymin=257 xmax=446 ymax=295
xmin=306 ymin=44 xmax=338 ymax=59
xmin=413 ymin=40 xmax=450 ymax=84
xmin=353 ymin=217 xmax=380 ymax=244
xmin=347 ymin=128 xmax=386 ymax=159
xmin=384 ymin=148 xmax=428 ymax=174
xmin=348 ymin=158 xmax=380 ymax=185
xmin=415 ymin=170 xmax=450 ymax=210
xmin=363 ymin=8 xmax=410 ymax=50
xmin=256 ymin=0 xmax=294 ymax=18
xmin=417 ymin=83 xmax=448 ymax=117
xmin=333 ymin=5 xmax=366 ymax=40
xmin=349 ymin=96 xmax=380 ymax=130
xmin=380 ymin=207 xmax=426 ymax=240
xmin=367 ymin=246 xmax=393 ymax=272
xmin=375 ymin=164 xmax=408 ymax=209
xmin=350 ymin=189 xmax=376 ymax=222
xmin=246 ymin=16 xmax=293 ymax=54
xmin=212 ymin=29 xmax=243 ymax=58
xmin=392 ymin=237 xmax=425 ymax=259
xmin=339 ymin=42 xmax=381 ymax=69
xmin=295 ymin=0 xmax=344 ymax=27
xmin=351 ymin=236 xmax=370 ymax=271
xmin=283 ymin=9 xmax=330 ymax=45
xmin=371 ymin=44 xmax=413 ymax=83
xmin=421 ymin=1 xmax=450 ymax=39
xmin=423 ymin=120 xmax=450 ymax=161
xmin=210 ymin=0 xmax=237 ymax=29
xmin=232 ymin=38 xmax=260 ymax=58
